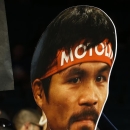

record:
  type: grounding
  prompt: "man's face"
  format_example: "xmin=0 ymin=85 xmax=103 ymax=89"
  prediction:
xmin=41 ymin=62 xmax=110 ymax=130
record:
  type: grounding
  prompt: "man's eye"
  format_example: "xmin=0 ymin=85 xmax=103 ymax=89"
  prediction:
xmin=96 ymin=75 xmax=106 ymax=82
xmin=68 ymin=77 xmax=81 ymax=84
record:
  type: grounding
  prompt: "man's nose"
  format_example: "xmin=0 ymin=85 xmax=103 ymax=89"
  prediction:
xmin=78 ymin=81 xmax=98 ymax=106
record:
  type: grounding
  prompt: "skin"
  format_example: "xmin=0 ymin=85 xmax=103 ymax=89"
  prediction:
xmin=32 ymin=62 xmax=110 ymax=130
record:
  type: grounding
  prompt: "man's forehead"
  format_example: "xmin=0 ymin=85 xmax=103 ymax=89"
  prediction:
xmin=59 ymin=62 xmax=110 ymax=76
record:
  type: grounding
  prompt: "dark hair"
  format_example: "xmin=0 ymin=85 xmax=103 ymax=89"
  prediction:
xmin=31 ymin=5 xmax=116 ymax=98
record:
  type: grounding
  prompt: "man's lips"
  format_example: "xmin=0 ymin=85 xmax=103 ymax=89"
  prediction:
xmin=71 ymin=116 xmax=95 ymax=129
xmin=75 ymin=116 xmax=95 ymax=122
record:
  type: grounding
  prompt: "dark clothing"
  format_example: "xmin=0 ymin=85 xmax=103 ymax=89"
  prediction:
xmin=98 ymin=113 xmax=118 ymax=130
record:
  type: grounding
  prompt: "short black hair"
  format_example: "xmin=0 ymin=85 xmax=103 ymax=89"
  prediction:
xmin=31 ymin=5 xmax=116 ymax=98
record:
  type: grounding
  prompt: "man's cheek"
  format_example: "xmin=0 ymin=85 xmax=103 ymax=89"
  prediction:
xmin=98 ymin=90 xmax=108 ymax=113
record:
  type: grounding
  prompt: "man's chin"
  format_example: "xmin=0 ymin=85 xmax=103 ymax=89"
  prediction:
xmin=69 ymin=120 xmax=95 ymax=130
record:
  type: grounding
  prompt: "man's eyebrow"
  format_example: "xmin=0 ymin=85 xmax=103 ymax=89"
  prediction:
xmin=60 ymin=67 xmax=85 ymax=77
xmin=59 ymin=64 xmax=110 ymax=77
xmin=98 ymin=64 xmax=111 ymax=73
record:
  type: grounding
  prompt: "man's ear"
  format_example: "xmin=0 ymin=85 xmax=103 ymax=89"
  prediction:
xmin=32 ymin=79 xmax=45 ymax=109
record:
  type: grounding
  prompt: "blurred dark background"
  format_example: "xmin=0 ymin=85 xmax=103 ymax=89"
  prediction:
xmin=0 ymin=0 xmax=130 ymax=130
